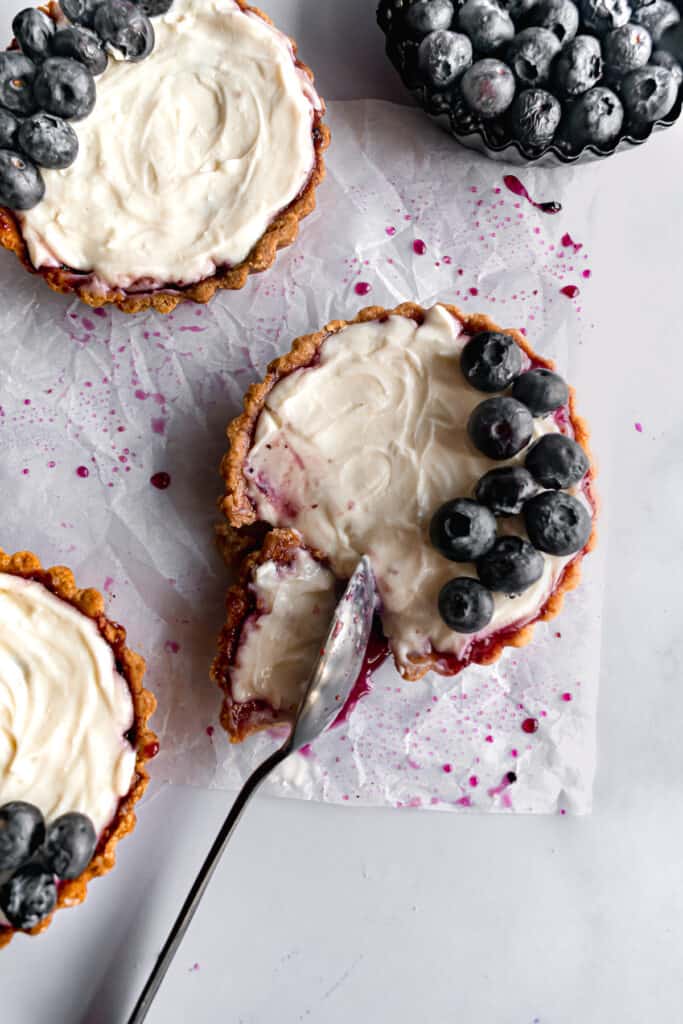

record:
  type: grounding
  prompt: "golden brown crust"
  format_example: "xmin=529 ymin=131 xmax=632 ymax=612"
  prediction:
xmin=217 ymin=300 xmax=598 ymax=703
xmin=0 ymin=0 xmax=330 ymax=314
xmin=0 ymin=549 xmax=157 ymax=949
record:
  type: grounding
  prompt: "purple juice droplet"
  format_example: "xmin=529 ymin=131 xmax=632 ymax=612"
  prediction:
xmin=150 ymin=472 xmax=171 ymax=490
xmin=503 ymin=175 xmax=561 ymax=214
xmin=76 ymin=466 xmax=89 ymax=478
xmin=354 ymin=281 xmax=371 ymax=296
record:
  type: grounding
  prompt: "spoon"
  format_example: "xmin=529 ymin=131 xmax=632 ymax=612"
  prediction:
xmin=127 ymin=556 xmax=376 ymax=1024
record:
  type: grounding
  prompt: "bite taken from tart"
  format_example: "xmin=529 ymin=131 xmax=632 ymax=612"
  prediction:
xmin=214 ymin=301 xmax=597 ymax=742
xmin=0 ymin=0 xmax=329 ymax=313
xmin=0 ymin=548 xmax=156 ymax=947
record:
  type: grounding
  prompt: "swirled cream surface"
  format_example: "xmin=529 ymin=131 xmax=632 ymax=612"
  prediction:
xmin=20 ymin=0 xmax=320 ymax=288
xmin=0 ymin=575 xmax=135 ymax=837
xmin=232 ymin=549 xmax=336 ymax=709
xmin=245 ymin=305 xmax=590 ymax=669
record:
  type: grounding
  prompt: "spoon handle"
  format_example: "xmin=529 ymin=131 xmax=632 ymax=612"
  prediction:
xmin=127 ymin=745 xmax=289 ymax=1024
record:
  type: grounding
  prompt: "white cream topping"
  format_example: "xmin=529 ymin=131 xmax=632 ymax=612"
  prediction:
xmin=20 ymin=0 xmax=320 ymax=289
xmin=0 ymin=574 xmax=136 ymax=838
xmin=231 ymin=549 xmax=337 ymax=709
xmin=245 ymin=305 xmax=591 ymax=670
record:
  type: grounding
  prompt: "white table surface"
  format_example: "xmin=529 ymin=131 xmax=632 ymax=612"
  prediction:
xmin=2 ymin=2 xmax=683 ymax=1022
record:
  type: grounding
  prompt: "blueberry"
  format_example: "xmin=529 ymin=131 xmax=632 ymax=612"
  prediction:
xmin=0 ymin=52 xmax=39 ymax=117
xmin=131 ymin=0 xmax=175 ymax=13
xmin=563 ymin=85 xmax=624 ymax=146
xmin=507 ymin=27 xmax=561 ymax=86
xmin=0 ymin=861 xmax=57 ymax=930
xmin=50 ymin=26 xmax=109 ymax=76
xmin=499 ymin=0 xmax=538 ymax=18
xmin=476 ymin=535 xmax=544 ymax=594
xmin=468 ymin=396 xmax=534 ymax=459
xmin=579 ymin=0 xmax=632 ymax=34
xmin=631 ymin=0 xmax=679 ymax=42
xmin=430 ymin=498 xmax=497 ymax=561
xmin=461 ymin=330 xmax=523 ymax=392
xmin=524 ymin=490 xmax=592 ymax=555
xmin=43 ymin=812 xmax=97 ymax=880
xmin=461 ymin=58 xmax=516 ymax=115
xmin=34 ymin=58 xmax=96 ymax=121
xmin=524 ymin=0 xmax=580 ymax=44
xmin=18 ymin=112 xmax=79 ymax=170
xmin=94 ymin=0 xmax=155 ymax=62
xmin=418 ymin=29 xmax=473 ymax=86
xmin=475 ymin=465 xmax=538 ymax=515
xmin=554 ymin=34 xmax=603 ymax=96
xmin=438 ymin=577 xmax=495 ymax=632
xmin=0 ymin=110 xmax=20 ymax=150
xmin=621 ymin=63 xmax=677 ymax=119
xmin=510 ymin=87 xmax=562 ymax=147
xmin=0 ymin=149 xmax=45 ymax=210
xmin=405 ymin=0 xmax=456 ymax=35
xmin=458 ymin=0 xmax=515 ymax=54
xmin=12 ymin=9 xmax=56 ymax=63
xmin=0 ymin=802 xmax=45 ymax=873
xmin=651 ymin=48 xmax=683 ymax=87
xmin=525 ymin=433 xmax=589 ymax=488
xmin=60 ymin=0 xmax=104 ymax=27
xmin=603 ymin=23 xmax=652 ymax=79
xmin=511 ymin=368 xmax=569 ymax=414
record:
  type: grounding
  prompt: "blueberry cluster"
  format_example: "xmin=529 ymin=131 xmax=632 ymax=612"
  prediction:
xmin=0 ymin=801 xmax=97 ymax=930
xmin=0 ymin=0 xmax=170 ymax=212
xmin=430 ymin=331 xmax=591 ymax=634
xmin=377 ymin=0 xmax=682 ymax=156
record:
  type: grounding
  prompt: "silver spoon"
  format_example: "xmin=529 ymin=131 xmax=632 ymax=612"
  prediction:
xmin=128 ymin=556 xmax=376 ymax=1024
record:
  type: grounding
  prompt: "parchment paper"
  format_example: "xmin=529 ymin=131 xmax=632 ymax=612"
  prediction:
xmin=0 ymin=100 xmax=607 ymax=814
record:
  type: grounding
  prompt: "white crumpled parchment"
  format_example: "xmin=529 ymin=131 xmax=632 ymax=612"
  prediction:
xmin=0 ymin=100 xmax=607 ymax=814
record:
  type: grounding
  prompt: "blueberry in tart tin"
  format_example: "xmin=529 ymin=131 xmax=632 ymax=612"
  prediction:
xmin=0 ymin=549 xmax=156 ymax=947
xmin=215 ymin=301 xmax=597 ymax=742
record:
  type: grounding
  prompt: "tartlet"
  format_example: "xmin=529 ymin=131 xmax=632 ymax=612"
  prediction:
xmin=0 ymin=548 xmax=156 ymax=947
xmin=216 ymin=301 xmax=597 ymax=740
xmin=0 ymin=0 xmax=329 ymax=313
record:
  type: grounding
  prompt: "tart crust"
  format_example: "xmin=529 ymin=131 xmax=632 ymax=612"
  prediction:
xmin=218 ymin=301 xmax=598 ymax=695
xmin=0 ymin=548 xmax=157 ymax=948
xmin=0 ymin=1 xmax=330 ymax=315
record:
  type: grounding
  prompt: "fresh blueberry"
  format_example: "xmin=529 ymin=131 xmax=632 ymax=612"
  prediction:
xmin=131 ymin=0 xmax=175 ymax=14
xmin=563 ymin=85 xmax=624 ymax=146
xmin=94 ymin=0 xmax=155 ymax=62
xmin=525 ymin=433 xmax=589 ymax=488
xmin=524 ymin=490 xmax=592 ymax=555
xmin=0 ymin=861 xmax=57 ymax=930
xmin=507 ymin=27 xmax=561 ymax=86
xmin=461 ymin=58 xmax=516 ymax=115
xmin=12 ymin=9 xmax=56 ymax=63
xmin=430 ymin=498 xmax=497 ymax=561
xmin=0 ymin=802 xmax=45 ymax=873
xmin=405 ymin=0 xmax=456 ymax=35
xmin=0 ymin=149 xmax=45 ymax=210
xmin=43 ymin=812 xmax=97 ymax=880
xmin=458 ymin=0 xmax=515 ymax=54
xmin=475 ymin=465 xmax=538 ymax=516
xmin=511 ymin=368 xmax=569 ymax=415
xmin=524 ymin=0 xmax=579 ymax=44
xmin=50 ymin=26 xmax=109 ymax=76
xmin=0 ymin=110 xmax=20 ymax=150
xmin=510 ymin=87 xmax=562 ymax=147
xmin=60 ymin=0 xmax=104 ymax=27
xmin=460 ymin=330 xmax=523 ymax=392
xmin=554 ymin=35 xmax=603 ymax=96
xmin=631 ymin=0 xmax=679 ymax=42
xmin=0 ymin=52 xmax=39 ymax=117
xmin=418 ymin=29 xmax=473 ymax=86
xmin=603 ymin=23 xmax=652 ymax=79
xmin=579 ymin=0 xmax=632 ymax=34
xmin=468 ymin=396 xmax=534 ymax=459
xmin=651 ymin=48 xmax=683 ymax=87
xmin=18 ymin=113 xmax=79 ymax=170
xmin=621 ymin=63 xmax=678 ymax=119
xmin=438 ymin=577 xmax=495 ymax=632
xmin=476 ymin=535 xmax=544 ymax=594
xmin=34 ymin=58 xmax=96 ymax=121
